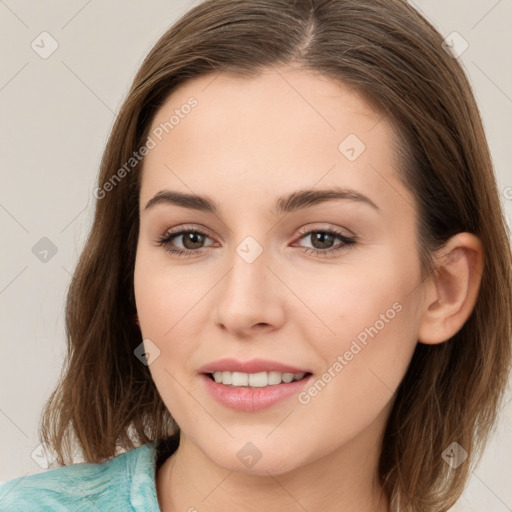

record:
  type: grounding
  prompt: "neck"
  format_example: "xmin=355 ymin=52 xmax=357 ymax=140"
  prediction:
xmin=156 ymin=413 xmax=390 ymax=512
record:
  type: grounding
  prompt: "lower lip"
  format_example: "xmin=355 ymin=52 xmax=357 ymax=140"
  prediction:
xmin=201 ymin=374 xmax=312 ymax=412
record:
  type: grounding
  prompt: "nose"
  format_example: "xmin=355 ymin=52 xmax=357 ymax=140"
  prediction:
xmin=214 ymin=242 xmax=286 ymax=338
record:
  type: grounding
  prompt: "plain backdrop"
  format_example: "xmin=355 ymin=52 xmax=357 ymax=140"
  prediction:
xmin=0 ymin=1 xmax=511 ymax=510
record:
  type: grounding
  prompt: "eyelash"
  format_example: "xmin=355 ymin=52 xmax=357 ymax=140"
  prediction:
xmin=155 ymin=225 xmax=356 ymax=258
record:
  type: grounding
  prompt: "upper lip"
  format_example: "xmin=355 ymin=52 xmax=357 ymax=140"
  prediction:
xmin=199 ymin=358 xmax=311 ymax=374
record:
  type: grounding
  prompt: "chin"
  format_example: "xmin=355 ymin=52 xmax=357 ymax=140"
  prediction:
xmin=195 ymin=435 xmax=313 ymax=476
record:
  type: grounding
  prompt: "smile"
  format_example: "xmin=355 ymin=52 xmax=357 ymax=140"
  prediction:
xmin=201 ymin=371 xmax=313 ymax=412
xmin=209 ymin=370 xmax=308 ymax=387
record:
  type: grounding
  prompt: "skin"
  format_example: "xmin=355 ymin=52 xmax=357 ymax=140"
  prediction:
xmin=133 ymin=66 xmax=483 ymax=512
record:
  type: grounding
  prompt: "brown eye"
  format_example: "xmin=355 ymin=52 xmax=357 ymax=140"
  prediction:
xmin=156 ymin=228 xmax=214 ymax=255
xmin=296 ymin=228 xmax=356 ymax=257
xmin=180 ymin=232 xmax=207 ymax=250
xmin=309 ymin=231 xmax=337 ymax=250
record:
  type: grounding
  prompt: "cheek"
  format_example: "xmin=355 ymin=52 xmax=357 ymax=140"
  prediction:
xmin=133 ymin=250 xmax=206 ymax=409
xmin=292 ymin=262 xmax=420 ymax=445
xmin=133 ymin=251 xmax=207 ymax=428
xmin=133 ymin=247 xmax=212 ymax=340
xmin=289 ymin=245 xmax=418 ymax=355
xmin=286 ymin=308 xmax=418 ymax=469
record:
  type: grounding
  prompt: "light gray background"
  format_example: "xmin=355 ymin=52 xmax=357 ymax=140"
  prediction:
xmin=0 ymin=1 xmax=511 ymax=510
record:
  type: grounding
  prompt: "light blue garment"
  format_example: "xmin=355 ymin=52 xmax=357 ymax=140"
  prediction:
xmin=0 ymin=442 xmax=162 ymax=511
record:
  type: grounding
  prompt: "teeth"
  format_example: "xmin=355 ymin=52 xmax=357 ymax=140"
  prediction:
xmin=268 ymin=371 xmax=282 ymax=385
xmin=248 ymin=372 xmax=267 ymax=387
xmin=231 ymin=372 xmax=248 ymax=386
xmin=211 ymin=371 xmax=306 ymax=387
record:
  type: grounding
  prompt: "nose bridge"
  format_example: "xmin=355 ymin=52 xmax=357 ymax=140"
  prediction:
xmin=224 ymin=235 xmax=271 ymax=303
xmin=214 ymin=233 xmax=285 ymax=333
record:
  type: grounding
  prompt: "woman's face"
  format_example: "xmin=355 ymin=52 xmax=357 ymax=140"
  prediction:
xmin=134 ymin=66 xmax=425 ymax=474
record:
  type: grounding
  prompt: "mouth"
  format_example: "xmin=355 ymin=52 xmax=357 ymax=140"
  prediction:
xmin=200 ymin=369 xmax=314 ymax=412
xmin=205 ymin=370 xmax=313 ymax=388
xmin=198 ymin=358 xmax=313 ymax=411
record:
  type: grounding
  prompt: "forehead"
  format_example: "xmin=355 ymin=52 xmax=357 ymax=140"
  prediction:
xmin=148 ymin=67 xmax=383 ymax=145
xmin=140 ymin=67 xmax=414 ymax=220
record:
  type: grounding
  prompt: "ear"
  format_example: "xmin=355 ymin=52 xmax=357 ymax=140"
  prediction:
xmin=418 ymin=232 xmax=484 ymax=345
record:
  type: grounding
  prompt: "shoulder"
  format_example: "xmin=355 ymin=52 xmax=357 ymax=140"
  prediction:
xmin=0 ymin=442 xmax=161 ymax=512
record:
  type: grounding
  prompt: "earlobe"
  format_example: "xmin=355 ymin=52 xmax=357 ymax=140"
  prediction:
xmin=418 ymin=233 xmax=484 ymax=345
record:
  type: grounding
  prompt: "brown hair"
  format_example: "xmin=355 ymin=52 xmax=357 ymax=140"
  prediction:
xmin=40 ymin=0 xmax=512 ymax=510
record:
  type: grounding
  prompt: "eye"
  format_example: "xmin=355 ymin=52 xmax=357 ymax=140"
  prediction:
xmin=155 ymin=226 xmax=215 ymax=256
xmin=294 ymin=227 xmax=356 ymax=257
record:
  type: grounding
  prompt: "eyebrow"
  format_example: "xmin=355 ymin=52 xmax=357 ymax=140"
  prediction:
xmin=144 ymin=186 xmax=380 ymax=215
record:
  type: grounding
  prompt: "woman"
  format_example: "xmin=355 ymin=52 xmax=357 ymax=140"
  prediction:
xmin=1 ymin=0 xmax=510 ymax=511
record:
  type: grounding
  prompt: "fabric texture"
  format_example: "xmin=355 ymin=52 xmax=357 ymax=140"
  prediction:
xmin=0 ymin=439 xmax=175 ymax=512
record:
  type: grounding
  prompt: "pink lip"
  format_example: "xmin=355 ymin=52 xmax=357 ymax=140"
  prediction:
xmin=201 ymin=373 xmax=313 ymax=412
xmin=198 ymin=358 xmax=310 ymax=374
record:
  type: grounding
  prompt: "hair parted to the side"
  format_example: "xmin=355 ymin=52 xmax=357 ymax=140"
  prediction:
xmin=39 ymin=0 xmax=512 ymax=510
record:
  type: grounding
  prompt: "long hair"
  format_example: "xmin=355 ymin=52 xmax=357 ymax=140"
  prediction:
xmin=39 ymin=1 xmax=512 ymax=510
